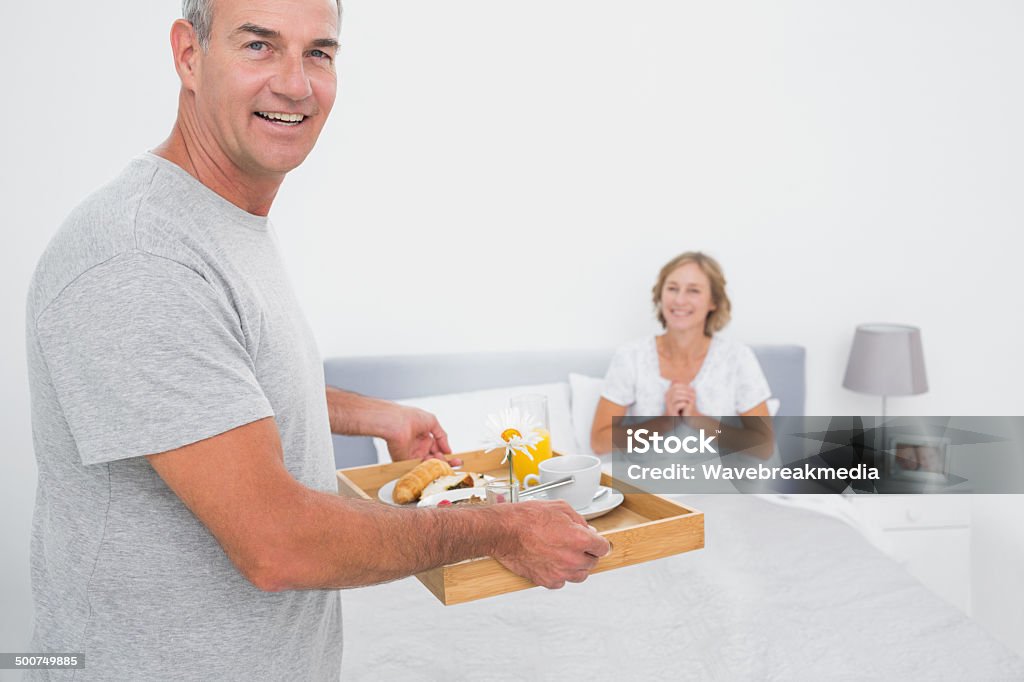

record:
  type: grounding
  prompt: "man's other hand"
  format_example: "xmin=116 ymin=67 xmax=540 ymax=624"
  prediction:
xmin=385 ymin=406 xmax=457 ymax=464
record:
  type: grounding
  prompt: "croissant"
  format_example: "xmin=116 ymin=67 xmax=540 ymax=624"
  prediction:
xmin=392 ymin=459 xmax=454 ymax=504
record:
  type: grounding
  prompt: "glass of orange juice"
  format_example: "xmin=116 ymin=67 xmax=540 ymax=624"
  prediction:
xmin=509 ymin=394 xmax=553 ymax=486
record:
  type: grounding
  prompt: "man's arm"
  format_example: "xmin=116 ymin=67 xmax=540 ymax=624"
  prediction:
xmin=325 ymin=386 xmax=451 ymax=461
xmin=148 ymin=417 xmax=609 ymax=591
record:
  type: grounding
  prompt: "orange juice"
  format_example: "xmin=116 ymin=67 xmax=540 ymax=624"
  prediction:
xmin=512 ymin=428 xmax=553 ymax=485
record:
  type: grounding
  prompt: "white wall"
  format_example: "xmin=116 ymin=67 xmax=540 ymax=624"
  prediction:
xmin=2 ymin=0 xmax=1023 ymax=660
xmin=278 ymin=0 xmax=1024 ymax=417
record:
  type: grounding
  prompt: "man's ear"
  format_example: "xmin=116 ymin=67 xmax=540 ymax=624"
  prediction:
xmin=169 ymin=19 xmax=201 ymax=91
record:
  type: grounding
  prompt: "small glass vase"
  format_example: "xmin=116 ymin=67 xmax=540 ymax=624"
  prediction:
xmin=485 ymin=478 xmax=520 ymax=504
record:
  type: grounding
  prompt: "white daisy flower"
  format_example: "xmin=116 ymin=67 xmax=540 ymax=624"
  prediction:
xmin=483 ymin=407 xmax=543 ymax=463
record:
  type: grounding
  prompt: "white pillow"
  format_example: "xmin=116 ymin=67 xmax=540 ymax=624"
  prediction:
xmin=372 ymin=382 xmax=576 ymax=463
xmin=569 ymin=373 xmax=781 ymax=456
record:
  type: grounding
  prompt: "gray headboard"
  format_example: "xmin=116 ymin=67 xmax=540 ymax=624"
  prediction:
xmin=323 ymin=345 xmax=805 ymax=468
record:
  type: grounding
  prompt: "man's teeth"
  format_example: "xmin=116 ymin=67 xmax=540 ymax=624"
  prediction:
xmin=256 ymin=111 xmax=305 ymax=124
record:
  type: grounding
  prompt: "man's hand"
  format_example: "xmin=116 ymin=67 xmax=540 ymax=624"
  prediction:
xmin=384 ymin=405 xmax=455 ymax=463
xmin=325 ymin=387 xmax=457 ymax=463
xmin=665 ymin=383 xmax=702 ymax=417
xmin=490 ymin=500 xmax=611 ymax=589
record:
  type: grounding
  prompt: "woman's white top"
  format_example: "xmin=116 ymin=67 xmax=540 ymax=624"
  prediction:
xmin=601 ymin=335 xmax=772 ymax=417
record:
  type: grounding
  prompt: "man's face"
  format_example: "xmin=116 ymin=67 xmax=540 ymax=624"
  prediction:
xmin=191 ymin=0 xmax=339 ymax=177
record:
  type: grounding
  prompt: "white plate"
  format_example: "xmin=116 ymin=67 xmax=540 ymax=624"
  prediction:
xmin=376 ymin=479 xmax=406 ymax=506
xmin=578 ymin=486 xmax=625 ymax=520
xmin=377 ymin=474 xmax=490 ymax=506
xmin=419 ymin=486 xmax=623 ymax=517
xmin=379 ymin=478 xmax=621 ymax=518
xmin=418 ymin=488 xmax=489 ymax=508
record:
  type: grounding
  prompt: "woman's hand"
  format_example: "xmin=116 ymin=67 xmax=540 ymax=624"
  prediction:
xmin=664 ymin=383 xmax=702 ymax=417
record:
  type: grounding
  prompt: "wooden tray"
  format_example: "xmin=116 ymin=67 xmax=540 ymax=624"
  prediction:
xmin=336 ymin=449 xmax=704 ymax=605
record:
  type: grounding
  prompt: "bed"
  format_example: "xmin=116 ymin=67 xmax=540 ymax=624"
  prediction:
xmin=322 ymin=349 xmax=1024 ymax=680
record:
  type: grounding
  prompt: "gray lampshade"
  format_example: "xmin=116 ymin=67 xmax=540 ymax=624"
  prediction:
xmin=843 ymin=324 xmax=928 ymax=397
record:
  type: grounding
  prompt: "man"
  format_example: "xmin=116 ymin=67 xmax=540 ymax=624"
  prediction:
xmin=24 ymin=0 xmax=609 ymax=678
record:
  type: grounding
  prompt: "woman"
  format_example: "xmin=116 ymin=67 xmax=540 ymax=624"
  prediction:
xmin=591 ymin=251 xmax=774 ymax=457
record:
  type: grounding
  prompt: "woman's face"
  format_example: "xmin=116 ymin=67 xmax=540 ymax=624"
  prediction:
xmin=660 ymin=262 xmax=717 ymax=334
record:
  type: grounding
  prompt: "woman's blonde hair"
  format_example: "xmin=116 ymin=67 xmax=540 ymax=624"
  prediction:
xmin=652 ymin=251 xmax=731 ymax=335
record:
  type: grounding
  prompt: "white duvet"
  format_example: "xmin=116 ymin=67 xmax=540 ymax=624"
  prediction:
xmin=338 ymin=495 xmax=1023 ymax=681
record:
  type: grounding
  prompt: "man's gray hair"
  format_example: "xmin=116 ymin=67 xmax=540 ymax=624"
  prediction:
xmin=182 ymin=0 xmax=342 ymax=51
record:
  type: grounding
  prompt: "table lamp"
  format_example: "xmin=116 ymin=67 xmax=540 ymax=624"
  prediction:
xmin=842 ymin=324 xmax=929 ymax=419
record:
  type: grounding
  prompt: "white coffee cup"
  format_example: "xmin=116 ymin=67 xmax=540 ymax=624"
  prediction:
xmin=524 ymin=454 xmax=602 ymax=510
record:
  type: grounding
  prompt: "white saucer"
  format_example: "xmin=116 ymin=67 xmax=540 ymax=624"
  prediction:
xmin=531 ymin=486 xmax=624 ymax=520
xmin=578 ymin=486 xmax=625 ymax=520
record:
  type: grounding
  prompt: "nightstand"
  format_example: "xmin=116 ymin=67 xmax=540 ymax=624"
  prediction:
xmin=845 ymin=495 xmax=972 ymax=613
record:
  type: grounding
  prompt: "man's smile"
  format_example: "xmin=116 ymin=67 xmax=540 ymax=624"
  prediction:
xmin=254 ymin=111 xmax=307 ymax=126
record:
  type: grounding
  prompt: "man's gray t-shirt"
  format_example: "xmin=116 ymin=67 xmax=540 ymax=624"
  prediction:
xmin=25 ymin=153 xmax=342 ymax=680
